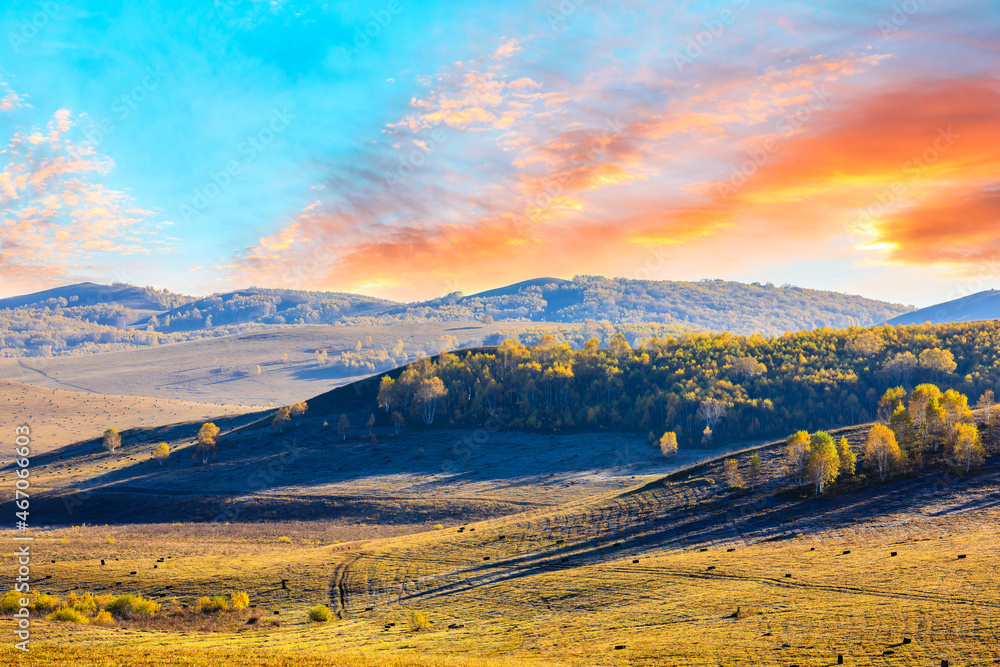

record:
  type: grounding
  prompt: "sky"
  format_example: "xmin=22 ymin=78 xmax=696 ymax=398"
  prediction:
xmin=0 ymin=0 xmax=998 ymax=306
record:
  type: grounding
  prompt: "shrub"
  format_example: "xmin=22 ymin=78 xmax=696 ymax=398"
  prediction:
xmin=198 ymin=595 xmax=228 ymax=613
xmin=105 ymin=594 xmax=161 ymax=618
xmin=277 ymin=536 xmax=291 ymax=543
xmin=47 ymin=607 xmax=89 ymax=624
xmin=230 ymin=592 xmax=250 ymax=611
xmin=308 ymin=605 xmax=333 ymax=623
xmin=409 ymin=610 xmax=431 ymax=632
xmin=92 ymin=610 xmax=114 ymax=627
xmin=0 ymin=590 xmax=23 ymax=613
xmin=70 ymin=593 xmax=98 ymax=615
xmin=433 ymin=524 xmax=444 ymax=530
xmin=32 ymin=593 xmax=59 ymax=611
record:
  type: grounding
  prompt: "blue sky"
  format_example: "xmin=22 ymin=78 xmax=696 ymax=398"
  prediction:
xmin=1 ymin=0 xmax=999 ymax=306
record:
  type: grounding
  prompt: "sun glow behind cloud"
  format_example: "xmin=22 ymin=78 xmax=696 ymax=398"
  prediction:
xmin=0 ymin=0 xmax=998 ymax=304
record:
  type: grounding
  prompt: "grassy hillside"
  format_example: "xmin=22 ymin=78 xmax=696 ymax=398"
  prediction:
xmin=1 ymin=410 xmax=996 ymax=665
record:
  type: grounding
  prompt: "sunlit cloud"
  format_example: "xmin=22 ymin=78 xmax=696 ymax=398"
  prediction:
xmin=0 ymin=79 xmax=171 ymax=295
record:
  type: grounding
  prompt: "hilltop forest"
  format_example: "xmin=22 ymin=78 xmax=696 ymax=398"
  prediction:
xmin=375 ymin=321 xmax=1000 ymax=447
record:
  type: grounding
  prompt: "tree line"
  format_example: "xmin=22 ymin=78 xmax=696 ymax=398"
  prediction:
xmin=368 ymin=321 xmax=1000 ymax=447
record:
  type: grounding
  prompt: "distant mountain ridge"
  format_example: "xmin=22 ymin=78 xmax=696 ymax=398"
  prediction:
xmin=886 ymin=290 xmax=1000 ymax=326
xmin=450 ymin=276 xmax=913 ymax=335
xmin=0 ymin=276 xmax=915 ymax=358
xmin=0 ymin=282 xmax=190 ymax=312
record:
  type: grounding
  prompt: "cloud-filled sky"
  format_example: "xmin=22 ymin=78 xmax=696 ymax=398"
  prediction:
xmin=1 ymin=0 xmax=998 ymax=306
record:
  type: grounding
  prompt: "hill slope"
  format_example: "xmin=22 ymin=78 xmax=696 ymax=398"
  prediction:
xmin=0 ymin=277 xmax=914 ymax=359
xmin=887 ymin=289 xmax=1000 ymax=326
xmin=0 ymin=281 xmax=190 ymax=312
xmin=455 ymin=276 xmax=914 ymax=334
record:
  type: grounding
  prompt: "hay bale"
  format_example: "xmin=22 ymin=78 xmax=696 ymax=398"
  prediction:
xmin=891 ymin=552 xmax=897 ymax=557
xmin=957 ymin=554 xmax=967 ymax=559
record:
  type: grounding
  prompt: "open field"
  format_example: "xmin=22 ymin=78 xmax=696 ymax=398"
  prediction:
xmin=1 ymin=444 xmax=997 ymax=665
xmin=0 ymin=380 xmax=264 ymax=455
xmin=0 ymin=322 xmax=567 ymax=407
xmin=0 ymin=365 xmax=997 ymax=665
xmin=1 ymin=390 xmax=997 ymax=665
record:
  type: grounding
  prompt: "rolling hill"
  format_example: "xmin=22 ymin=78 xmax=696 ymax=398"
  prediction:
xmin=3 ymin=359 xmax=996 ymax=666
xmin=887 ymin=289 xmax=1000 ymax=326
xmin=0 ymin=277 xmax=915 ymax=360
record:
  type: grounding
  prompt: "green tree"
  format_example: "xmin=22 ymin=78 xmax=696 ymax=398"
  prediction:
xmin=377 ymin=376 xmax=398 ymax=412
xmin=836 ymin=436 xmax=856 ymax=478
xmin=877 ymin=387 xmax=908 ymax=422
xmin=889 ymin=404 xmax=915 ymax=451
xmin=924 ymin=397 xmax=947 ymax=451
xmin=806 ymin=432 xmax=839 ymax=497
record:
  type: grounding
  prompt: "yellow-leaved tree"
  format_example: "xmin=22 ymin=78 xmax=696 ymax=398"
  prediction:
xmin=864 ymin=423 xmax=901 ymax=481
xmin=949 ymin=423 xmax=985 ymax=473
xmin=154 ymin=442 xmax=170 ymax=466
xmin=195 ymin=423 xmax=220 ymax=465
xmin=658 ymin=432 xmax=678 ymax=457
